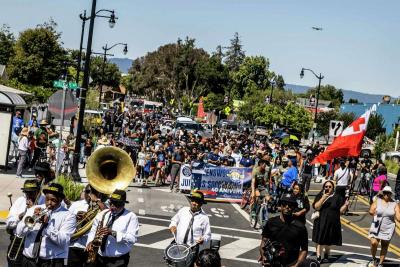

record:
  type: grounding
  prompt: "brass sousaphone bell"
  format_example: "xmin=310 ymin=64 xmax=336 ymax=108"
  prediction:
xmin=71 ymin=146 xmax=135 ymax=239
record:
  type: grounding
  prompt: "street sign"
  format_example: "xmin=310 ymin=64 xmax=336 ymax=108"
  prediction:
xmin=53 ymin=80 xmax=79 ymax=90
xmin=329 ymin=120 xmax=344 ymax=137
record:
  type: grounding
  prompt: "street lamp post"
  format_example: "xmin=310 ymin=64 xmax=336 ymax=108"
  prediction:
xmin=269 ymin=79 xmax=275 ymax=104
xmin=300 ymin=68 xmax=324 ymax=144
xmin=71 ymin=0 xmax=118 ymax=181
xmin=98 ymin=43 xmax=127 ymax=107
xmin=76 ymin=9 xmax=117 ymax=98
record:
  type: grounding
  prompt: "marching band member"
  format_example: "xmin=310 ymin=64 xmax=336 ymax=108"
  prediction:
xmin=169 ymin=190 xmax=211 ymax=264
xmin=6 ymin=179 xmax=42 ymax=267
xmin=86 ymin=189 xmax=139 ymax=267
xmin=67 ymin=185 xmax=108 ymax=267
xmin=16 ymin=183 xmax=76 ymax=267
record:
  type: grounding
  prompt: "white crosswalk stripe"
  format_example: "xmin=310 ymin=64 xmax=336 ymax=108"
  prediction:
xmin=135 ymin=217 xmax=400 ymax=265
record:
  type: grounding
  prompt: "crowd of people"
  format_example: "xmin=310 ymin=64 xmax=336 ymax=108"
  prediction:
xmin=7 ymin=106 xmax=400 ymax=267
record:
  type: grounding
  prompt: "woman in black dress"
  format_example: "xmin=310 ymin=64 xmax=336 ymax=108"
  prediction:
xmin=312 ymin=180 xmax=349 ymax=263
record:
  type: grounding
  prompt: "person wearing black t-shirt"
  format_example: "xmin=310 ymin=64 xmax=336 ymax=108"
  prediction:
xmin=259 ymin=193 xmax=308 ymax=266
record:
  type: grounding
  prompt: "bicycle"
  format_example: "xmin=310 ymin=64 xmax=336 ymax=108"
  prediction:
xmin=240 ymin=187 xmax=252 ymax=210
xmin=250 ymin=196 xmax=268 ymax=229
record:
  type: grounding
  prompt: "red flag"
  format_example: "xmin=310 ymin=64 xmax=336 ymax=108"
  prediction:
xmin=312 ymin=105 xmax=375 ymax=164
xmin=197 ymin=96 xmax=206 ymax=118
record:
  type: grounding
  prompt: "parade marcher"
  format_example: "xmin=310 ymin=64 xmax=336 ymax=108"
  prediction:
xmin=250 ymin=159 xmax=271 ymax=220
xmin=16 ymin=183 xmax=76 ymax=267
xmin=6 ymin=179 xmax=42 ymax=267
xmin=333 ymin=159 xmax=352 ymax=204
xmin=368 ymin=186 xmax=400 ymax=267
xmin=169 ymin=190 xmax=211 ymax=265
xmin=259 ymin=193 xmax=308 ymax=267
xmin=370 ymin=167 xmax=388 ymax=204
xmin=86 ymin=189 xmax=139 ymax=267
xmin=312 ymin=180 xmax=349 ymax=263
xmin=195 ymin=249 xmax=222 ymax=267
xmin=16 ymin=127 xmax=29 ymax=178
xmin=280 ymin=158 xmax=298 ymax=194
xmin=291 ymin=182 xmax=310 ymax=224
xmin=67 ymin=185 xmax=107 ymax=267
xmin=169 ymin=146 xmax=184 ymax=192
xmin=299 ymin=152 xmax=313 ymax=193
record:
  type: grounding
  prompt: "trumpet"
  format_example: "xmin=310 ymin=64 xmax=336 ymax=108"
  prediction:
xmin=24 ymin=208 xmax=50 ymax=229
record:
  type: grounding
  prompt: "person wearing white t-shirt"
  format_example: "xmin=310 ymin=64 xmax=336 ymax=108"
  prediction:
xmin=334 ymin=160 xmax=352 ymax=202
xmin=231 ymin=147 xmax=242 ymax=168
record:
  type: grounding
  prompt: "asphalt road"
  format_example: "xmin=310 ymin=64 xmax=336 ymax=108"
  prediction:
xmin=1 ymin=180 xmax=400 ymax=267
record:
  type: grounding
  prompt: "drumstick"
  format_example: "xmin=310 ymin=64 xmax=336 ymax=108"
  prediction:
xmin=182 ymin=243 xmax=197 ymax=254
xmin=172 ymin=231 xmax=177 ymax=243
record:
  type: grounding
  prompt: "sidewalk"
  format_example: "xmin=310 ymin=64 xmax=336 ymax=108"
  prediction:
xmin=0 ymin=163 xmax=87 ymax=223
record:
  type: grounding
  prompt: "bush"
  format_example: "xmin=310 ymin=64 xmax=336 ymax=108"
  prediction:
xmin=56 ymin=175 xmax=84 ymax=201
xmin=384 ymin=160 xmax=400 ymax=175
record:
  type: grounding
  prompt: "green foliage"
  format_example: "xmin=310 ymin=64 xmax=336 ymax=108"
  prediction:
xmin=374 ymin=134 xmax=395 ymax=159
xmin=338 ymin=112 xmax=357 ymax=128
xmin=56 ymin=175 xmax=84 ymax=201
xmin=89 ymin=56 xmax=121 ymax=88
xmin=316 ymin=110 xmax=339 ymax=137
xmin=1 ymin=78 xmax=55 ymax=103
xmin=366 ymin=113 xmax=386 ymax=140
xmin=348 ymin=98 xmax=359 ymax=103
xmin=7 ymin=20 xmax=67 ymax=88
xmin=281 ymin=102 xmax=313 ymax=135
xmin=224 ymin=32 xmax=245 ymax=72
xmin=128 ymin=37 xmax=228 ymax=109
xmin=85 ymin=89 xmax=100 ymax=110
xmin=0 ymin=25 xmax=15 ymax=65
xmin=302 ymin=85 xmax=344 ymax=108
xmin=203 ymin=92 xmax=225 ymax=112
xmin=384 ymin=160 xmax=399 ymax=175
xmin=231 ymin=56 xmax=269 ymax=98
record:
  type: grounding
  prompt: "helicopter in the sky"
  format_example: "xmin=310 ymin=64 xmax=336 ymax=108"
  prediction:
xmin=312 ymin=27 xmax=323 ymax=31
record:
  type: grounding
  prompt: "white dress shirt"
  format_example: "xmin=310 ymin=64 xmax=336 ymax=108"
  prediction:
xmin=169 ymin=207 xmax=211 ymax=246
xmin=86 ymin=208 xmax=139 ymax=257
xmin=18 ymin=136 xmax=29 ymax=151
xmin=6 ymin=195 xmax=45 ymax=233
xmin=16 ymin=204 xmax=76 ymax=259
xmin=68 ymin=199 xmax=90 ymax=249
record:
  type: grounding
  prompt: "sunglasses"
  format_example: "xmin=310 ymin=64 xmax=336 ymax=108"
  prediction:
xmin=110 ymin=201 xmax=124 ymax=207
xmin=85 ymin=189 xmax=91 ymax=193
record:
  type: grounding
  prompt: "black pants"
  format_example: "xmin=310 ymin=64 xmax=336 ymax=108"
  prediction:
xmin=67 ymin=247 xmax=87 ymax=267
xmin=97 ymin=254 xmax=129 ymax=267
xmin=335 ymin=185 xmax=347 ymax=205
xmin=22 ymin=256 xmax=64 ymax=267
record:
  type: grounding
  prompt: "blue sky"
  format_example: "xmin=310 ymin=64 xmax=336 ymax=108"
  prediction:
xmin=1 ymin=0 xmax=399 ymax=96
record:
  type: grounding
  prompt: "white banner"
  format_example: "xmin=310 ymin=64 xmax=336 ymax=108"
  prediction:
xmin=179 ymin=164 xmax=192 ymax=190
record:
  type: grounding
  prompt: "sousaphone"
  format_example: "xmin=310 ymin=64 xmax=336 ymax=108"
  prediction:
xmin=71 ymin=146 xmax=135 ymax=239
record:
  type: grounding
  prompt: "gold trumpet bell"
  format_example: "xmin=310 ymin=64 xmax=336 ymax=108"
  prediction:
xmin=86 ymin=146 xmax=135 ymax=195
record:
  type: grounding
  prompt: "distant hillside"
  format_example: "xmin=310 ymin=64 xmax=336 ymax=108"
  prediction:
xmin=109 ymin=58 xmax=390 ymax=104
xmin=108 ymin=58 xmax=133 ymax=74
xmin=285 ymin=83 xmax=389 ymax=103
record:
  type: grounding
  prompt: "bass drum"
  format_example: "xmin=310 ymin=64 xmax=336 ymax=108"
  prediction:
xmin=164 ymin=243 xmax=194 ymax=267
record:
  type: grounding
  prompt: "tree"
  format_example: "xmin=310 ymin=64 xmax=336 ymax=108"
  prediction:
xmin=304 ymin=84 xmax=344 ymax=108
xmin=366 ymin=113 xmax=386 ymax=140
xmin=348 ymin=98 xmax=359 ymax=104
xmin=338 ymin=112 xmax=356 ymax=128
xmin=7 ymin=20 xmax=67 ymax=87
xmin=89 ymin=56 xmax=121 ymax=88
xmin=315 ymin=110 xmax=339 ymax=139
xmin=0 ymin=25 xmax=15 ymax=65
xmin=231 ymin=56 xmax=269 ymax=98
xmin=127 ymin=37 xmax=228 ymax=111
xmin=275 ymin=74 xmax=285 ymax=90
xmin=224 ymin=32 xmax=245 ymax=72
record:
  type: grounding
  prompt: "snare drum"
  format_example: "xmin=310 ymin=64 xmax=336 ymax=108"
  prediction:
xmin=164 ymin=243 xmax=194 ymax=267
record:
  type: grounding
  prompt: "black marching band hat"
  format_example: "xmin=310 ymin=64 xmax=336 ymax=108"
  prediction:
xmin=42 ymin=183 xmax=65 ymax=198
xmin=279 ymin=193 xmax=297 ymax=205
xmin=188 ymin=189 xmax=207 ymax=204
xmin=109 ymin=189 xmax=129 ymax=203
xmin=21 ymin=179 xmax=40 ymax=192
